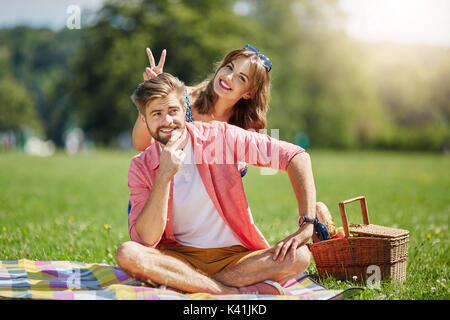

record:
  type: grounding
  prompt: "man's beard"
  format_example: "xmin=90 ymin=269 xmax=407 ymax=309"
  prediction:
xmin=149 ymin=124 xmax=184 ymax=145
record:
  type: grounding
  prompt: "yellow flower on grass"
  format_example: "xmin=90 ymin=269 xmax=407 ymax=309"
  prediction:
xmin=104 ymin=224 xmax=111 ymax=230
xmin=426 ymin=233 xmax=432 ymax=240
xmin=2 ymin=226 xmax=6 ymax=232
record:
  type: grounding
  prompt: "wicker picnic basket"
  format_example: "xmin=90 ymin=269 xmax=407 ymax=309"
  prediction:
xmin=308 ymin=196 xmax=409 ymax=282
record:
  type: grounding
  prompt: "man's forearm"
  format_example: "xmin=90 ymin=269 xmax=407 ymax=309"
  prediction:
xmin=135 ymin=174 xmax=171 ymax=246
xmin=287 ymin=152 xmax=316 ymax=221
xmin=272 ymin=152 xmax=317 ymax=261
xmin=134 ymin=128 xmax=187 ymax=246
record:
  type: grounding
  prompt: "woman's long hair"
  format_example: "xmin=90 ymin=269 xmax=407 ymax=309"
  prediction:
xmin=192 ymin=48 xmax=271 ymax=131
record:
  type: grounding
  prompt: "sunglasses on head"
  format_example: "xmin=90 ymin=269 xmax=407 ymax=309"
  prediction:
xmin=244 ymin=44 xmax=272 ymax=72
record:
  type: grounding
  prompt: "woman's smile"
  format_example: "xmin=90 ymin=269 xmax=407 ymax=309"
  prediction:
xmin=218 ymin=79 xmax=232 ymax=91
xmin=213 ymin=56 xmax=252 ymax=100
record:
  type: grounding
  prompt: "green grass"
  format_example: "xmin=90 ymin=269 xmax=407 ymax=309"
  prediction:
xmin=0 ymin=149 xmax=449 ymax=299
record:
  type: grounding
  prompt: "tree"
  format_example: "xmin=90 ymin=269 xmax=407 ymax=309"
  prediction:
xmin=0 ymin=27 xmax=81 ymax=145
xmin=0 ymin=76 xmax=42 ymax=133
xmin=70 ymin=0 xmax=258 ymax=144
xmin=247 ymin=0 xmax=387 ymax=148
xmin=1 ymin=0 xmax=447 ymax=150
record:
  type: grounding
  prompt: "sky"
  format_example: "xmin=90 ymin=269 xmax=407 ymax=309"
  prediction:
xmin=0 ymin=0 xmax=105 ymax=30
xmin=0 ymin=0 xmax=449 ymax=47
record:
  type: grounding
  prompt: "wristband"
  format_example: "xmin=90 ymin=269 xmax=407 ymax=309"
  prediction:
xmin=298 ymin=215 xmax=315 ymax=228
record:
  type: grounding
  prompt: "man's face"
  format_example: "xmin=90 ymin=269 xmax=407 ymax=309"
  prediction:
xmin=144 ymin=91 xmax=186 ymax=145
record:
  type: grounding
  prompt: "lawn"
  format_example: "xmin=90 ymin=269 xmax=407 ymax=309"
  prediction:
xmin=0 ymin=149 xmax=448 ymax=300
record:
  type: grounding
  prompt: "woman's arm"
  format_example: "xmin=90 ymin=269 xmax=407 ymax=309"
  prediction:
xmin=132 ymin=47 xmax=166 ymax=151
xmin=132 ymin=116 xmax=154 ymax=151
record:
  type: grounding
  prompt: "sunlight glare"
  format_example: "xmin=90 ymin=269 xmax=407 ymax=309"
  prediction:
xmin=340 ymin=0 xmax=450 ymax=47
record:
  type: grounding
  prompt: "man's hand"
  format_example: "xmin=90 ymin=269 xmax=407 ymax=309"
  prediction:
xmin=156 ymin=129 xmax=187 ymax=182
xmin=135 ymin=129 xmax=186 ymax=246
xmin=143 ymin=47 xmax=166 ymax=80
xmin=272 ymin=224 xmax=314 ymax=263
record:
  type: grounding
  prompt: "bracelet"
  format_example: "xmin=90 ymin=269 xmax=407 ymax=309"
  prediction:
xmin=298 ymin=215 xmax=315 ymax=228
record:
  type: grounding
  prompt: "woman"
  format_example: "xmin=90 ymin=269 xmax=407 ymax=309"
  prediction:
xmin=132 ymin=44 xmax=272 ymax=151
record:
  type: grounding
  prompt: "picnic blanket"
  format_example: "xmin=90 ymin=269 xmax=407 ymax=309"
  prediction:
xmin=0 ymin=259 xmax=361 ymax=300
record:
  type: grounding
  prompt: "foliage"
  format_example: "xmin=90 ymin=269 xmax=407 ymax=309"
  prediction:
xmin=0 ymin=76 xmax=42 ymax=133
xmin=0 ymin=27 xmax=81 ymax=145
xmin=69 ymin=0 xmax=257 ymax=144
xmin=364 ymin=43 xmax=450 ymax=150
xmin=0 ymin=0 xmax=448 ymax=150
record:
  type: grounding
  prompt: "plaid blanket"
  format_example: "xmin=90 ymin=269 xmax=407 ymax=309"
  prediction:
xmin=0 ymin=259 xmax=359 ymax=300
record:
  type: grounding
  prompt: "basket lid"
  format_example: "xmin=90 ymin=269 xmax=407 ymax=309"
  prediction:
xmin=349 ymin=224 xmax=409 ymax=238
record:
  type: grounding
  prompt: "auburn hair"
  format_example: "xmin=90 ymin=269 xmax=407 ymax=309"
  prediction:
xmin=192 ymin=48 xmax=271 ymax=131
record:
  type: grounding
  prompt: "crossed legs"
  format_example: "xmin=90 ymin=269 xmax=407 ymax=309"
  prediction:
xmin=116 ymin=241 xmax=310 ymax=294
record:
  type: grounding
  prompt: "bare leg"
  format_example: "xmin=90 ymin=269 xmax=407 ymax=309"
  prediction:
xmin=116 ymin=241 xmax=239 ymax=294
xmin=212 ymin=245 xmax=311 ymax=287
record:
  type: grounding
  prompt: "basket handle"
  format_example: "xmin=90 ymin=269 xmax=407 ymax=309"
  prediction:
xmin=338 ymin=196 xmax=370 ymax=238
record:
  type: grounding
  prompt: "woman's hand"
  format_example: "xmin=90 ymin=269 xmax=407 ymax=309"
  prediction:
xmin=143 ymin=48 xmax=166 ymax=80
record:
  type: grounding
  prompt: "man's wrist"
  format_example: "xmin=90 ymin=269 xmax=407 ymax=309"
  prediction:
xmin=302 ymin=223 xmax=314 ymax=238
xmin=298 ymin=215 xmax=315 ymax=228
xmin=155 ymin=170 xmax=173 ymax=184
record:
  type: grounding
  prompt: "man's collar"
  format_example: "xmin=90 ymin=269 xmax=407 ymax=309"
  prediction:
xmin=147 ymin=141 xmax=162 ymax=171
xmin=157 ymin=141 xmax=162 ymax=154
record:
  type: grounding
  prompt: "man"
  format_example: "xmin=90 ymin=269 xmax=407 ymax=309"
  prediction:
xmin=116 ymin=73 xmax=316 ymax=295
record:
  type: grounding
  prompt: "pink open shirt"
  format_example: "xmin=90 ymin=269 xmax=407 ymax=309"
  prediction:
xmin=127 ymin=121 xmax=305 ymax=250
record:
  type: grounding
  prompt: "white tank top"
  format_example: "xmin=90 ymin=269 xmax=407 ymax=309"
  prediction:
xmin=170 ymin=132 xmax=244 ymax=248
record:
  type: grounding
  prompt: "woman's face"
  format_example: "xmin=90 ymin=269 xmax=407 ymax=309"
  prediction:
xmin=213 ymin=56 xmax=253 ymax=101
